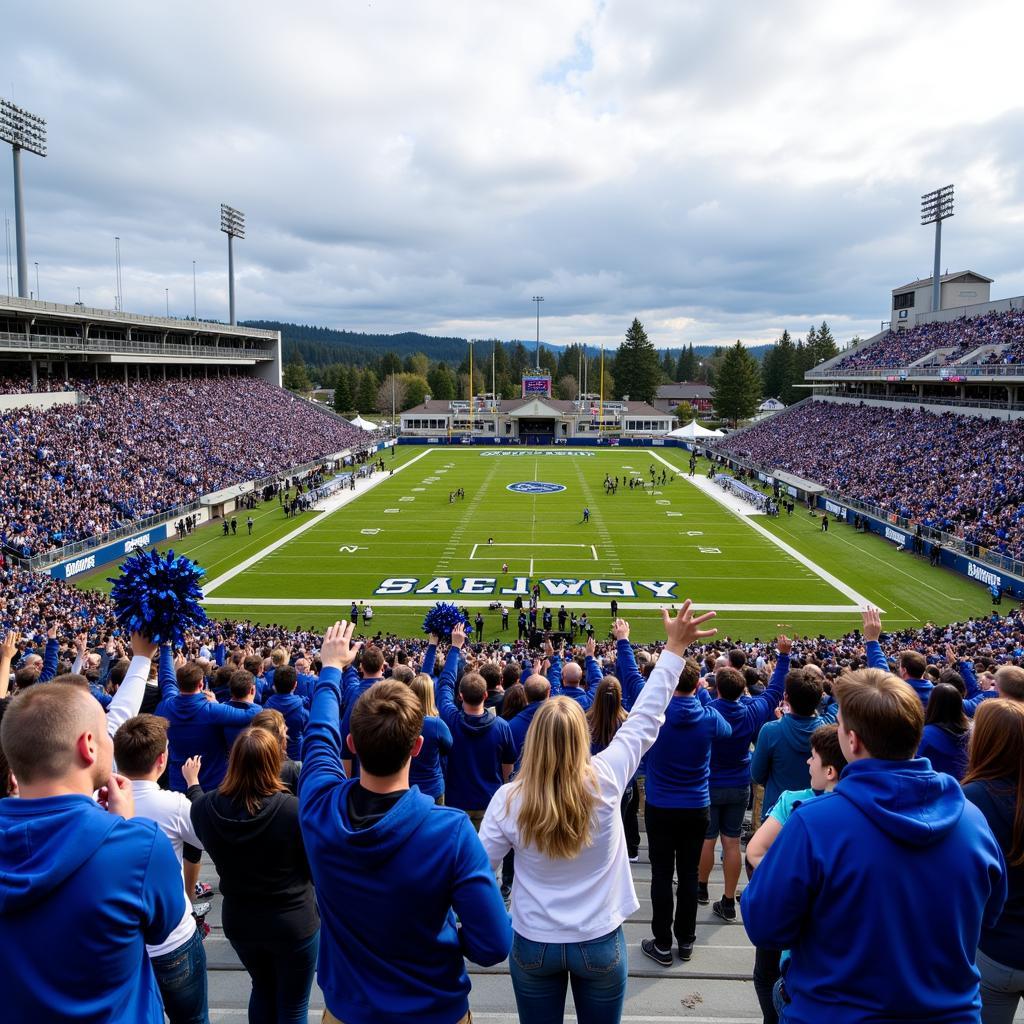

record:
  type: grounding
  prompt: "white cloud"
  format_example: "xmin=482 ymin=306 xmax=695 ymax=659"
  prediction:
xmin=2 ymin=0 xmax=1023 ymax=351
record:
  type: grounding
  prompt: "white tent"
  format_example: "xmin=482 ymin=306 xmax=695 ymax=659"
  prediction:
xmin=349 ymin=415 xmax=379 ymax=431
xmin=666 ymin=418 xmax=724 ymax=439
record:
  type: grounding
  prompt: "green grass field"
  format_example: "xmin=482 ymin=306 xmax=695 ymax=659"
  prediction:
xmin=85 ymin=446 xmax=995 ymax=643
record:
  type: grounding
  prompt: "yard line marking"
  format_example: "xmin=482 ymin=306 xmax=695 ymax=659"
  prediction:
xmin=591 ymin=545 xmax=598 ymax=560
xmin=648 ymin=450 xmax=880 ymax=612
xmin=202 ymin=448 xmax=433 ymax=595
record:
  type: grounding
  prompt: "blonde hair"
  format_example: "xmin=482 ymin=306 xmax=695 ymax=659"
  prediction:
xmin=271 ymin=647 xmax=289 ymax=668
xmin=508 ymin=697 xmax=596 ymax=859
xmin=409 ymin=673 xmax=439 ymax=717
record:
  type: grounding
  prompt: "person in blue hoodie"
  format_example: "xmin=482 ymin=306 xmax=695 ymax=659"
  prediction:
xmin=222 ymin=669 xmax=259 ymax=752
xmin=265 ymin=664 xmax=310 ymax=761
xmin=0 ymin=674 xmax=185 ymax=1024
xmin=742 ymin=664 xmax=1007 ymax=1024
xmin=437 ymin=625 xmax=515 ymax=826
xmin=508 ymin=673 xmax=552 ymax=768
xmin=299 ymin=620 xmax=512 ymax=1024
xmin=641 ymin=656 xmax=731 ymax=966
xmin=918 ymin=681 xmax=970 ymax=780
xmin=697 ymin=635 xmax=789 ymax=921
xmin=156 ymin=657 xmax=261 ymax=791
xmin=750 ymin=666 xmax=837 ymax=821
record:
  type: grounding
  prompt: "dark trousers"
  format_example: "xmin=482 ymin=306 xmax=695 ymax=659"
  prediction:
xmin=753 ymin=946 xmax=782 ymax=1024
xmin=621 ymin=781 xmax=640 ymax=857
xmin=150 ymin=925 xmax=209 ymax=1024
xmin=645 ymin=803 xmax=709 ymax=950
xmin=229 ymin=928 xmax=319 ymax=1024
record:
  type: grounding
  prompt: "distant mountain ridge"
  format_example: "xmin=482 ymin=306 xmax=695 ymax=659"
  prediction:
xmin=243 ymin=320 xmax=771 ymax=368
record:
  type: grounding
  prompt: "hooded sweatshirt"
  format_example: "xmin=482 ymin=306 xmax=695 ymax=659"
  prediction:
xmin=0 ymin=794 xmax=185 ymax=1024
xmin=643 ymin=693 xmax=732 ymax=809
xmin=918 ymin=722 xmax=970 ymax=781
xmin=299 ymin=665 xmax=512 ymax=1024
xmin=964 ymin=778 xmax=1024 ymax=970
xmin=265 ymin=691 xmax=310 ymax=760
xmin=189 ymin=788 xmax=318 ymax=942
xmin=742 ymin=758 xmax=1007 ymax=1024
xmin=750 ymin=706 xmax=837 ymax=816
xmin=437 ymin=649 xmax=516 ymax=811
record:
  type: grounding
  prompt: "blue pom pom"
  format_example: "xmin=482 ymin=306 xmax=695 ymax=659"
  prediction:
xmin=422 ymin=601 xmax=473 ymax=640
xmin=107 ymin=549 xmax=208 ymax=647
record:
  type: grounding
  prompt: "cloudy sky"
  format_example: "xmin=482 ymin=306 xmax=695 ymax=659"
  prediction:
xmin=3 ymin=0 xmax=1023 ymax=350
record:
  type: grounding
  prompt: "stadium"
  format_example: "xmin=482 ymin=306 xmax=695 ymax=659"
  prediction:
xmin=4 ymin=8 xmax=1024 ymax=1024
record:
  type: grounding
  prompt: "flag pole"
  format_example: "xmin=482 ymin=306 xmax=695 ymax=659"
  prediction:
xmin=599 ymin=344 xmax=604 ymax=435
xmin=468 ymin=340 xmax=474 ymax=439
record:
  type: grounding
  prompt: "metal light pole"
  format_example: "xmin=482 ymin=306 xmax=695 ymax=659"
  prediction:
xmin=220 ymin=203 xmax=245 ymax=325
xmin=165 ymin=287 xmax=169 ymax=317
xmin=192 ymin=260 xmax=197 ymax=320
xmin=532 ymin=295 xmax=544 ymax=369
xmin=921 ymin=185 xmax=954 ymax=313
xmin=0 ymin=99 xmax=47 ymax=298
xmin=34 ymin=260 xmax=39 ymax=299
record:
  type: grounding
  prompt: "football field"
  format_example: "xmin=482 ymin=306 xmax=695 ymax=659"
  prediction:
xmin=89 ymin=445 xmax=994 ymax=643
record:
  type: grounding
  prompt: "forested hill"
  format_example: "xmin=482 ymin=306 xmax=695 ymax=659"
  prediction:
xmin=243 ymin=320 xmax=772 ymax=370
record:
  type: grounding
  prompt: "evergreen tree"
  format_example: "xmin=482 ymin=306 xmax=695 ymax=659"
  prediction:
xmin=613 ymin=318 xmax=662 ymax=403
xmin=357 ymin=368 xmax=379 ymax=412
xmin=676 ymin=343 xmax=698 ymax=381
xmin=402 ymin=374 xmax=429 ymax=410
xmin=711 ymin=341 xmax=762 ymax=424
xmin=813 ymin=321 xmax=839 ymax=365
xmin=763 ymin=329 xmax=795 ymax=401
xmin=403 ymin=352 xmax=429 ymax=377
xmin=661 ymin=351 xmax=676 ymax=380
xmin=332 ymin=372 xmax=352 ymax=414
xmin=427 ymin=363 xmax=456 ymax=401
xmin=282 ymin=355 xmax=312 ymax=393
xmin=380 ymin=352 xmax=402 ymax=378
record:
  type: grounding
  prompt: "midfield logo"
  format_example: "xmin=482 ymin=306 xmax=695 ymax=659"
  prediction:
xmin=374 ymin=576 xmax=678 ymax=599
xmin=506 ymin=481 xmax=566 ymax=494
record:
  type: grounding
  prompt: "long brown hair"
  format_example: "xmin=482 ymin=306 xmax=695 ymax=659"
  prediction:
xmin=587 ymin=676 xmax=627 ymax=750
xmin=963 ymin=699 xmax=1024 ymax=867
xmin=220 ymin=726 xmax=286 ymax=815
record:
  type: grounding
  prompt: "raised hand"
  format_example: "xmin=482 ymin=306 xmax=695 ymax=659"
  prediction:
xmin=662 ymin=600 xmax=718 ymax=656
xmin=777 ymin=635 xmax=792 ymax=655
xmin=129 ymin=631 xmax=159 ymax=661
xmin=74 ymin=632 xmax=88 ymax=656
xmin=450 ymin=623 xmax=467 ymax=651
xmin=585 ymin=635 xmax=596 ymax=658
xmin=181 ymin=755 xmax=202 ymax=788
xmin=612 ymin=618 xmax=630 ymax=641
xmin=321 ymin=620 xmax=363 ymax=670
xmin=861 ymin=607 xmax=882 ymax=643
xmin=0 ymin=630 xmax=19 ymax=661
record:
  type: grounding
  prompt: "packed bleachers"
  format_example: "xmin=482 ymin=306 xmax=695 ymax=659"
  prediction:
xmin=715 ymin=399 xmax=1024 ymax=560
xmin=833 ymin=306 xmax=1024 ymax=371
xmin=0 ymin=376 xmax=387 ymax=559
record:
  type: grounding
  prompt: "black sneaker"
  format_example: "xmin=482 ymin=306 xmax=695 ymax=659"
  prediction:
xmin=697 ymin=882 xmax=710 ymax=905
xmin=712 ymin=899 xmax=737 ymax=922
xmin=640 ymin=938 xmax=673 ymax=967
xmin=678 ymin=943 xmax=693 ymax=962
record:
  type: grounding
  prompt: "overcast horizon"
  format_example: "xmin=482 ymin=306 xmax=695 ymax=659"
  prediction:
xmin=3 ymin=1 xmax=1024 ymax=351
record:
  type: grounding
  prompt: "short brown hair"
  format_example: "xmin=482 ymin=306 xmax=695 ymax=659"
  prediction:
xmin=113 ymin=715 xmax=169 ymax=777
xmin=360 ymin=646 xmax=385 ymax=677
xmin=677 ymin=658 xmax=701 ymax=694
xmin=786 ymin=669 xmax=823 ymax=716
xmin=349 ymin=680 xmax=424 ymax=776
xmin=229 ymin=670 xmax=256 ymax=700
xmin=899 ymin=650 xmax=927 ymax=679
xmin=1 ymin=684 xmax=98 ymax=784
xmin=833 ymin=668 xmax=924 ymax=760
xmin=219 ymin=727 xmax=286 ymax=814
xmin=715 ymin=667 xmax=745 ymax=701
xmin=243 ymin=653 xmax=264 ymax=676
xmin=996 ymin=665 xmax=1024 ymax=701
xmin=810 ymin=723 xmax=848 ymax=774
xmin=460 ymin=672 xmax=488 ymax=705
xmin=177 ymin=662 xmax=205 ymax=694
xmin=391 ymin=664 xmax=415 ymax=685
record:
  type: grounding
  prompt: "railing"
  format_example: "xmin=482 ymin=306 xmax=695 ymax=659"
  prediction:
xmin=807 ymin=362 xmax=1024 ymax=380
xmin=0 ymin=294 xmax=278 ymax=338
xmin=813 ymin=391 xmax=1024 ymax=413
xmin=0 ymin=331 xmax=276 ymax=361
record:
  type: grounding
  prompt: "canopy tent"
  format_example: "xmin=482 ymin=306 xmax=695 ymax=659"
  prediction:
xmin=349 ymin=415 xmax=379 ymax=431
xmin=666 ymin=419 xmax=724 ymax=439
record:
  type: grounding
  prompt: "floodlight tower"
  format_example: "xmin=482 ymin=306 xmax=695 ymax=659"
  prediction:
xmin=0 ymin=99 xmax=47 ymax=298
xmin=220 ymin=203 xmax=245 ymax=325
xmin=532 ymin=295 xmax=544 ymax=369
xmin=921 ymin=184 xmax=954 ymax=313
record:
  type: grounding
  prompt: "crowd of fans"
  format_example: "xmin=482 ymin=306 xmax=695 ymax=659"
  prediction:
xmin=1 ymin=594 xmax=1023 ymax=1024
xmin=716 ymin=399 xmax=1024 ymax=560
xmin=0 ymin=374 xmax=388 ymax=559
xmin=834 ymin=307 xmax=1024 ymax=372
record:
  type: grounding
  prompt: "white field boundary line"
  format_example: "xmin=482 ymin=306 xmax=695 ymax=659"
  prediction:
xmin=648 ymin=450 xmax=882 ymax=613
xmin=202 ymin=448 xmax=434 ymax=596
xmin=204 ymin=597 xmax=865 ymax=613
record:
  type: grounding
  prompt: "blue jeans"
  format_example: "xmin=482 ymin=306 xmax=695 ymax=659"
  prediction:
xmin=509 ymin=927 xmax=628 ymax=1024
xmin=229 ymin=928 xmax=319 ymax=1024
xmin=150 ymin=925 xmax=209 ymax=1024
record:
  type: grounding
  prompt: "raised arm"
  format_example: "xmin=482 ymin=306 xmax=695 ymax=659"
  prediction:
xmin=861 ymin=608 xmax=889 ymax=672
xmin=611 ymin=622 xmax=644 ymax=709
xmin=595 ymin=604 xmax=718 ymax=794
xmin=584 ymin=634 xmax=604 ymax=691
xmin=39 ymin=625 xmax=59 ymax=683
xmin=744 ymin=636 xmax=791 ymax=726
xmin=421 ymin=639 xmax=437 ymax=678
xmin=158 ymin=644 xmax=178 ymax=697
xmin=106 ymin=633 xmax=159 ymax=738
xmin=300 ymin=621 xmax=362 ymax=803
xmin=435 ymin=629 xmax=465 ymax=731
xmin=0 ymin=630 xmax=19 ymax=701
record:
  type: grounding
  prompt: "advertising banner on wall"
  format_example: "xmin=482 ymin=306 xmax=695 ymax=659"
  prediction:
xmin=49 ymin=524 xmax=169 ymax=580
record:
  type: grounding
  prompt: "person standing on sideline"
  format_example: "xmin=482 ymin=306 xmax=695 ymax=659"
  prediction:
xmin=247 ymin=516 xmax=254 ymax=535
xmin=480 ymin=602 xmax=718 ymax=1024
xmin=0 ymin=679 xmax=185 ymax=1024
xmin=641 ymin=656 xmax=732 ymax=966
xmin=820 ymin=513 xmax=828 ymax=533
xmin=582 ymin=506 xmax=590 ymax=523
xmin=742 ymin=664 xmax=1006 ymax=1023
xmin=475 ymin=611 xmax=484 ymax=641
xmin=962 ymin=699 xmax=1024 ymax=1022
xmin=351 ymin=601 xmax=359 ymax=625
xmin=300 ymin=621 xmax=511 ymax=1023
xmin=501 ymin=604 xmax=509 ymax=632
xmin=231 ymin=516 xmax=238 ymax=535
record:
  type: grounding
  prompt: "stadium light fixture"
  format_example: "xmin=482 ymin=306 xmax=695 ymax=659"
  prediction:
xmin=532 ymin=295 xmax=544 ymax=369
xmin=0 ymin=98 xmax=47 ymax=299
xmin=921 ymin=184 xmax=954 ymax=313
xmin=220 ymin=203 xmax=245 ymax=325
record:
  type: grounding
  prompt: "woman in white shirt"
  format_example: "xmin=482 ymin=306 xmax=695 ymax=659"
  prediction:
xmin=480 ymin=601 xmax=717 ymax=1024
